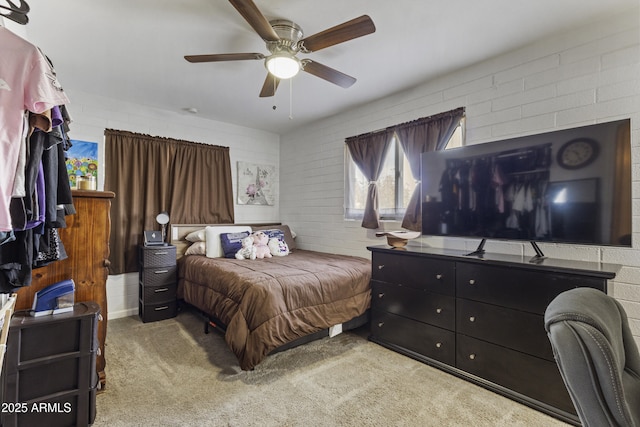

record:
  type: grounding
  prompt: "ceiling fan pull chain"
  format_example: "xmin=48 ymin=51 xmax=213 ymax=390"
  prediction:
xmin=289 ymin=78 xmax=294 ymax=120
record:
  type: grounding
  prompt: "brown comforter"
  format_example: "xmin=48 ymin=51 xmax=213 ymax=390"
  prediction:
xmin=178 ymin=250 xmax=371 ymax=370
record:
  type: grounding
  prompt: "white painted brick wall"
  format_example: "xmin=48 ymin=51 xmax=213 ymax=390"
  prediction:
xmin=280 ymin=8 xmax=640 ymax=346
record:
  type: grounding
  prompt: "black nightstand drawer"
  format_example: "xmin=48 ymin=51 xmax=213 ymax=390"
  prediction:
xmin=139 ymin=300 xmax=178 ymax=323
xmin=140 ymin=265 xmax=177 ymax=287
xmin=139 ymin=282 xmax=177 ymax=304
xmin=139 ymin=246 xmax=176 ymax=267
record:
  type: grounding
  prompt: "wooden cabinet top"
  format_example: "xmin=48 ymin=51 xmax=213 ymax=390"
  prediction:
xmin=71 ymin=190 xmax=115 ymax=199
xmin=367 ymin=244 xmax=619 ymax=280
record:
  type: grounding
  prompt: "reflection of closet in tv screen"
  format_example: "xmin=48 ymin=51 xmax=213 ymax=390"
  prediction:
xmin=439 ymin=143 xmax=552 ymax=240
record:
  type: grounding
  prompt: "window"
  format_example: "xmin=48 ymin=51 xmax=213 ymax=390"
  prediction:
xmin=345 ymin=120 xmax=464 ymax=221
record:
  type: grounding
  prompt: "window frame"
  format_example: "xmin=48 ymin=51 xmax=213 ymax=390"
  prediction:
xmin=344 ymin=119 xmax=465 ymax=222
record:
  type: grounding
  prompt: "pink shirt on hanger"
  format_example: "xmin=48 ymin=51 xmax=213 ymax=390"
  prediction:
xmin=0 ymin=27 xmax=70 ymax=231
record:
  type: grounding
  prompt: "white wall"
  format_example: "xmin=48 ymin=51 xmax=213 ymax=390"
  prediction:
xmin=62 ymin=90 xmax=280 ymax=319
xmin=279 ymin=9 xmax=640 ymax=342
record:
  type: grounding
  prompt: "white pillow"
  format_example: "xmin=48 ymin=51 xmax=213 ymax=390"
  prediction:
xmin=185 ymin=228 xmax=206 ymax=242
xmin=185 ymin=241 xmax=206 ymax=255
xmin=205 ymin=225 xmax=252 ymax=258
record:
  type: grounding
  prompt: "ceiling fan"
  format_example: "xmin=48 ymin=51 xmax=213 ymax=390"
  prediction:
xmin=184 ymin=0 xmax=376 ymax=97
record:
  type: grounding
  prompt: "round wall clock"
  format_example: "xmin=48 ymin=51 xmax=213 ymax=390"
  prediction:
xmin=556 ymin=138 xmax=599 ymax=169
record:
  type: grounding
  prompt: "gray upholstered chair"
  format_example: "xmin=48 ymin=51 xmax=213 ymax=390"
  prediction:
xmin=545 ymin=287 xmax=640 ymax=427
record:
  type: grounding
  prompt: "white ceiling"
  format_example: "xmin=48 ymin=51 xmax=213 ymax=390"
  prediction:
xmin=20 ymin=0 xmax=639 ymax=134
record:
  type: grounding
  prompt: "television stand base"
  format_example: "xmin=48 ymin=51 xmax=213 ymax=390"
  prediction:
xmin=529 ymin=241 xmax=546 ymax=263
xmin=466 ymin=239 xmax=487 ymax=257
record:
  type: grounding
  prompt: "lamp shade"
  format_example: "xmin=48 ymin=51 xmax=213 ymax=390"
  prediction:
xmin=265 ymin=54 xmax=300 ymax=79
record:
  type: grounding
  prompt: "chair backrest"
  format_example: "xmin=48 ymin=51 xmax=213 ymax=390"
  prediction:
xmin=544 ymin=287 xmax=640 ymax=427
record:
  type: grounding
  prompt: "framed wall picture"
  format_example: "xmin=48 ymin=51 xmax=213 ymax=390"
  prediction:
xmin=237 ymin=161 xmax=277 ymax=205
xmin=66 ymin=140 xmax=99 ymax=189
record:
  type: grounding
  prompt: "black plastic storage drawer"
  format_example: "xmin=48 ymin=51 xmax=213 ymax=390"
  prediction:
xmin=139 ymin=299 xmax=178 ymax=323
xmin=1 ymin=302 xmax=100 ymax=427
xmin=139 ymin=246 xmax=176 ymax=267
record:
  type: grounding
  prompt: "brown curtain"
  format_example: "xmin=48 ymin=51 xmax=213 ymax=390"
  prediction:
xmin=345 ymin=130 xmax=394 ymax=229
xmin=610 ymin=123 xmax=632 ymax=245
xmin=395 ymin=108 xmax=465 ymax=231
xmin=104 ymin=129 xmax=233 ymax=274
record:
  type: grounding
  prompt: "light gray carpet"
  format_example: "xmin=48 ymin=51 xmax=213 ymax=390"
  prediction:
xmin=93 ymin=307 xmax=569 ymax=426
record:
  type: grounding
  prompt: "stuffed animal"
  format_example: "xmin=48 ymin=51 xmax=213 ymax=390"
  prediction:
xmin=235 ymin=235 xmax=257 ymax=260
xmin=268 ymin=237 xmax=289 ymax=257
xmin=252 ymin=231 xmax=272 ymax=258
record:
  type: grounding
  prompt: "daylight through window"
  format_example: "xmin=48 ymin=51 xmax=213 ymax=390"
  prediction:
xmin=345 ymin=120 xmax=464 ymax=222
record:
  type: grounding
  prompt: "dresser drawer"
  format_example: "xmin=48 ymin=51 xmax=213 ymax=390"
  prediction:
xmin=140 ymin=265 xmax=177 ymax=287
xmin=371 ymin=252 xmax=455 ymax=295
xmin=139 ymin=282 xmax=177 ymax=304
xmin=372 ymin=281 xmax=455 ymax=330
xmin=371 ymin=310 xmax=455 ymax=365
xmin=139 ymin=246 xmax=176 ymax=267
xmin=456 ymin=334 xmax=575 ymax=415
xmin=456 ymin=263 xmax=606 ymax=314
xmin=456 ymin=299 xmax=553 ymax=360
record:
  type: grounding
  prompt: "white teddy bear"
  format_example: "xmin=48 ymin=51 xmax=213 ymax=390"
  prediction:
xmin=235 ymin=235 xmax=257 ymax=260
xmin=268 ymin=237 xmax=290 ymax=257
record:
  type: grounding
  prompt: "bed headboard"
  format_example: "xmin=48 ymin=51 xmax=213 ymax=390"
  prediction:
xmin=170 ymin=223 xmax=281 ymax=259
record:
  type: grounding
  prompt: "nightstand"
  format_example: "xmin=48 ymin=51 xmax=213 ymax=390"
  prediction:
xmin=138 ymin=245 xmax=177 ymax=323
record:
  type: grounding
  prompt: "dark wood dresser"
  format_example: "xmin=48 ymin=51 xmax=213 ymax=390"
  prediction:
xmin=14 ymin=190 xmax=114 ymax=390
xmin=368 ymin=244 xmax=619 ymax=425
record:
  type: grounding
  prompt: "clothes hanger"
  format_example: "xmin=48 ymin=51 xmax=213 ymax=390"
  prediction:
xmin=0 ymin=0 xmax=29 ymax=25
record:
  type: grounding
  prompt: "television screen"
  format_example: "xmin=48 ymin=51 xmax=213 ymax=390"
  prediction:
xmin=421 ymin=119 xmax=631 ymax=247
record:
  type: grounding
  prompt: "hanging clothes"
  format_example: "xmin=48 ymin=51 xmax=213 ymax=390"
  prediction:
xmin=0 ymin=27 xmax=73 ymax=292
xmin=0 ymin=27 xmax=69 ymax=232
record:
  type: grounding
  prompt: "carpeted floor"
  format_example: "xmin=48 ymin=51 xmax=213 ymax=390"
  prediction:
xmin=93 ymin=307 xmax=569 ymax=426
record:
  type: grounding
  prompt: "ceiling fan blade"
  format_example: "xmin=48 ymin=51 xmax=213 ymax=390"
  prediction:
xmin=302 ymin=60 xmax=356 ymax=88
xmin=300 ymin=15 xmax=375 ymax=53
xmin=259 ymin=74 xmax=280 ymax=97
xmin=184 ymin=53 xmax=264 ymax=63
xmin=229 ymin=0 xmax=279 ymax=42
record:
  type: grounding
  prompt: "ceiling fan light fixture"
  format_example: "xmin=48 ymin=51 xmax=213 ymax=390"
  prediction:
xmin=265 ymin=54 xmax=300 ymax=79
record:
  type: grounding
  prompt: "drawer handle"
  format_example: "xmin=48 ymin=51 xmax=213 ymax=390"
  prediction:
xmin=378 ymin=322 xmax=384 ymax=328
xmin=436 ymin=274 xmax=443 ymax=280
xmin=436 ymin=308 xmax=442 ymax=314
xmin=469 ymin=354 xmax=476 ymax=360
xmin=469 ymin=279 xmax=476 ymax=285
xmin=154 ymin=270 xmax=169 ymax=274
xmin=435 ymin=342 xmax=442 ymax=348
xmin=154 ymin=306 xmax=169 ymax=311
xmin=377 ymin=293 xmax=385 ymax=299
xmin=469 ymin=316 xmax=476 ymax=322
xmin=154 ymin=251 xmax=169 ymax=255
xmin=154 ymin=288 xmax=169 ymax=293
xmin=377 ymin=265 xmax=385 ymax=270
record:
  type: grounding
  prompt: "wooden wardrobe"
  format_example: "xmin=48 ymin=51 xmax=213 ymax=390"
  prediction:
xmin=14 ymin=190 xmax=115 ymax=389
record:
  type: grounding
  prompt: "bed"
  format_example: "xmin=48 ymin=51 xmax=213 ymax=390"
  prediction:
xmin=172 ymin=224 xmax=371 ymax=370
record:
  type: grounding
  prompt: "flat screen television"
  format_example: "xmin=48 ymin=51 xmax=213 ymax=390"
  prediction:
xmin=421 ymin=119 xmax=632 ymax=254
